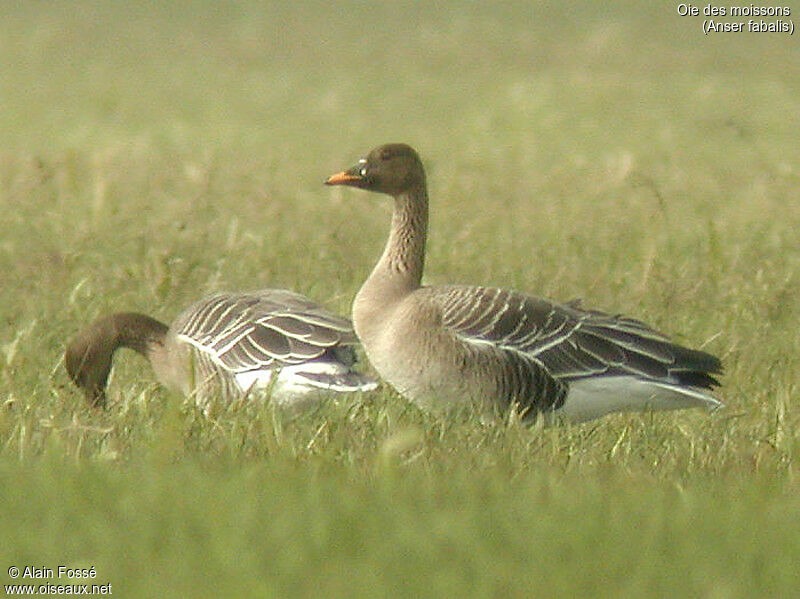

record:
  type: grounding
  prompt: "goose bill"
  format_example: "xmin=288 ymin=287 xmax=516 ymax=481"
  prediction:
xmin=325 ymin=167 xmax=364 ymax=186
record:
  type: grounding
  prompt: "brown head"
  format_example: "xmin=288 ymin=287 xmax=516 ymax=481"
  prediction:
xmin=65 ymin=312 xmax=168 ymax=407
xmin=325 ymin=143 xmax=426 ymax=197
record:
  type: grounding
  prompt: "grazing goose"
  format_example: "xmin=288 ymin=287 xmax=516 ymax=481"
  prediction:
xmin=65 ymin=290 xmax=378 ymax=409
xmin=326 ymin=143 xmax=722 ymax=423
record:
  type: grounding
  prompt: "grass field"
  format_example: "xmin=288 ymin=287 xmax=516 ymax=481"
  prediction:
xmin=2 ymin=1 xmax=799 ymax=596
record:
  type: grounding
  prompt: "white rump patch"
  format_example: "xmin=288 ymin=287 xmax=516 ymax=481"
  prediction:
xmin=557 ymin=376 xmax=722 ymax=423
xmin=234 ymin=361 xmax=377 ymax=404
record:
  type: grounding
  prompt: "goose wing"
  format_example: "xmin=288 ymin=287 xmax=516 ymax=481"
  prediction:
xmin=434 ymin=285 xmax=721 ymax=388
xmin=173 ymin=291 xmax=357 ymax=374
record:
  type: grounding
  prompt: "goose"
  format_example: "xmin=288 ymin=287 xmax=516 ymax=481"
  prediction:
xmin=65 ymin=290 xmax=378 ymax=410
xmin=326 ymin=143 xmax=722 ymax=423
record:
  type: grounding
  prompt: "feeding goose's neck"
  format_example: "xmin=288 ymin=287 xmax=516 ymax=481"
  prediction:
xmin=354 ymin=184 xmax=429 ymax=337
xmin=109 ymin=313 xmax=169 ymax=356
xmin=66 ymin=312 xmax=169 ymax=404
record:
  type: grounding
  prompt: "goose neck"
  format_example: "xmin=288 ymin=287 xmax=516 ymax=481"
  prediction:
xmin=111 ymin=313 xmax=168 ymax=355
xmin=374 ymin=185 xmax=429 ymax=290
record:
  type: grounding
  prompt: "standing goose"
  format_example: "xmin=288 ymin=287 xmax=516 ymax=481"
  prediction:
xmin=326 ymin=143 xmax=722 ymax=423
xmin=66 ymin=290 xmax=378 ymax=410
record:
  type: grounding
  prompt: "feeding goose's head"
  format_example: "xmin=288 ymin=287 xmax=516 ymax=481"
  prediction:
xmin=326 ymin=143 xmax=425 ymax=196
xmin=65 ymin=324 xmax=114 ymax=408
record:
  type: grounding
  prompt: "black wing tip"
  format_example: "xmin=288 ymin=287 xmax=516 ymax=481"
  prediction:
xmin=669 ymin=345 xmax=723 ymax=389
xmin=673 ymin=345 xmax=723 ymax=373
xmin=673 ymin=370 xmax=722 ymax=390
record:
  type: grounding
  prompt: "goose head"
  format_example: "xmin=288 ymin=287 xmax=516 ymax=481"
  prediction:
xmin=65 ymin=324 xmax=113 ymax=407
xmin=325 ymin=143 xmax=425 ymax=196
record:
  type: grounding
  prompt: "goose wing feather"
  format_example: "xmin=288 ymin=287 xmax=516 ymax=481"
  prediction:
xmin=173 ymin=291 xmax=357 ymax=374
xmin=433 ymin=285 xmax=721 ymax=387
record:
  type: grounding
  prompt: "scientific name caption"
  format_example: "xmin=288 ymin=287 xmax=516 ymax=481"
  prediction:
xmin=6 ymin=565 xmax=112 ymax=596
xmin=677 ymin=4 xmax=794 ymax=34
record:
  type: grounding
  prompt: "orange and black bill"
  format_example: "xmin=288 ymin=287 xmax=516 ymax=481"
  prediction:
xmin=325 ymin=163 xmax=366 ymax=187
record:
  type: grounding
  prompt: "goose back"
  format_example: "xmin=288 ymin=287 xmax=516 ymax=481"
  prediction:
xmin=170 ymin=291 xmax=375 ymax=405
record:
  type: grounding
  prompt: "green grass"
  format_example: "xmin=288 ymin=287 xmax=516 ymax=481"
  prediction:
xmin=1 ymin=1 xmax=799 ymax=597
